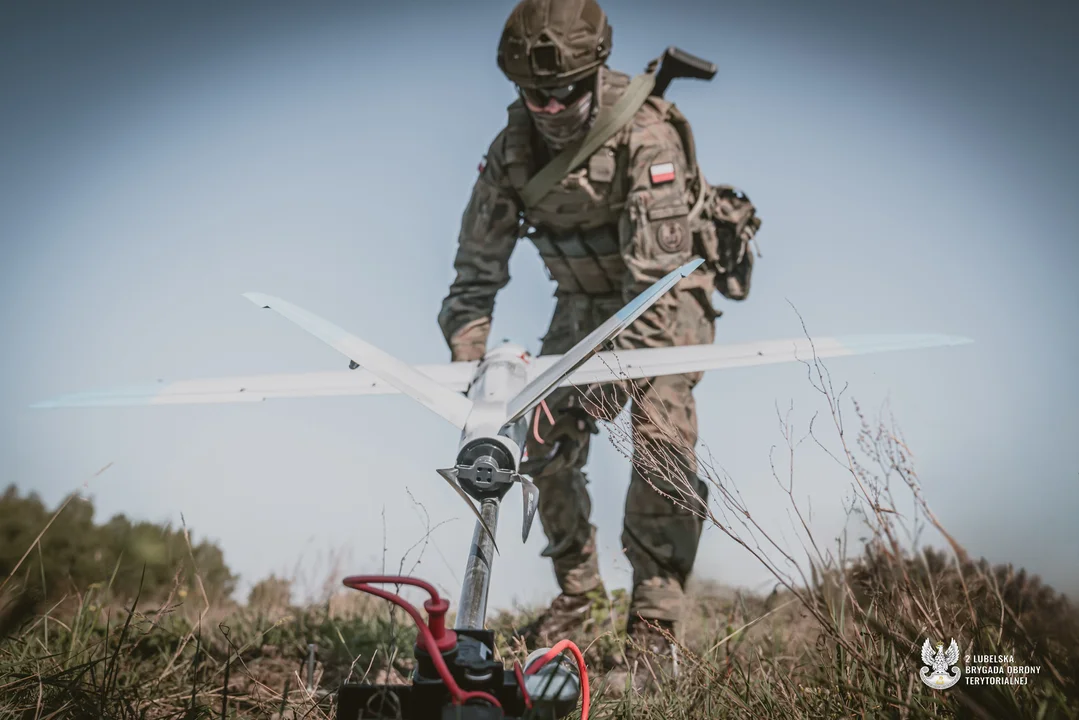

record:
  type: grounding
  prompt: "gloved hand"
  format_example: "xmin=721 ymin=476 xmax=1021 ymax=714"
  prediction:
xmin=449 ymin=316 xmax=491 ymax=362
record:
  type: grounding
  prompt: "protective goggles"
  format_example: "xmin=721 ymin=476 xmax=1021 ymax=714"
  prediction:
xmin=518 ymin=78 xmax=593 ymax=108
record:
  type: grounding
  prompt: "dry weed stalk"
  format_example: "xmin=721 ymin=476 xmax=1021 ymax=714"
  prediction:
xmin=576 ymin=311 xmax=1077 ymax=717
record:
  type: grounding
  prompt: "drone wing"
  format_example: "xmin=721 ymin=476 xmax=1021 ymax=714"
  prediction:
xmin=549 ymin=334 xmax=973 ymax=385
xmin=30 ymin=364 xmax=478 ymax=408
xmin=243 ymin=293 xmax=475 ymax=429
xmin=35 ymin=331 xmax=970 ymax=410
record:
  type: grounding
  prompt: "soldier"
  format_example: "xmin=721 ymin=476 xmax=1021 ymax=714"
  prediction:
xmin=437 ymin=0 xmax=761 ymax=690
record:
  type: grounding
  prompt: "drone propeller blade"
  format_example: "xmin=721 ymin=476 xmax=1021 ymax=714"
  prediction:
xmin=520 ymin=475 xmax=539 ymax=543
xmin=502 ymin=258 xmax=704 ymax=425
xmin=436 ymin=467 xmax=499 ymax=554
xmin=243 ymin=293 xmax=474 ymax=429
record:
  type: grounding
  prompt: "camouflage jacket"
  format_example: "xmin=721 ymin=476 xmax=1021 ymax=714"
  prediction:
xmin=438 ymin=67 xmax=720 ymax=354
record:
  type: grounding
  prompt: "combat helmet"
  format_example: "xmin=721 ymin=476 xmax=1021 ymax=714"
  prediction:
xmin=497 ymin=0 xmax=612 ymax=90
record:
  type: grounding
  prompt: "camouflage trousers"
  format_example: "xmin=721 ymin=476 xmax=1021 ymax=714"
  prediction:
xmin=523 ymin=289 xmax=715 ymax=623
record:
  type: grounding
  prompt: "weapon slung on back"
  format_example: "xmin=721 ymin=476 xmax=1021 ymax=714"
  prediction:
xmin=649 ymin=45 xmax=717 ymax=98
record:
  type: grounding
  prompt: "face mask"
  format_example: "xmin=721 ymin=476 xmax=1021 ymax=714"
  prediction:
xmin=528 ymin=90 xmax=596 ymax=151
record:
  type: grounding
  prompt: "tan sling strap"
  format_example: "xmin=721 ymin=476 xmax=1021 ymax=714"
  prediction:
xmin=518 ymin=72 xmax=656 ymax=211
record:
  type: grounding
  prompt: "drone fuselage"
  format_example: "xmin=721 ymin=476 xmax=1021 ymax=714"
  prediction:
xmin=454 ymin=343 xmax=532 ymax=502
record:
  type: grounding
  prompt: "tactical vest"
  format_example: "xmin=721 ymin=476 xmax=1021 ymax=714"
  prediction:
xmin=499 ymin=67 xmax=749 ymax=306
xmin=502 ymin=69 xmax=653 ymax=296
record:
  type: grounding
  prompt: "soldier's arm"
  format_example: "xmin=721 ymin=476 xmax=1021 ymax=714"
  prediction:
xmin=613 ymin=109 xmax=699 ymax=351
xmin=617 ymin=110 xmax=697 ymax=299
xmin=437 ymin=137 xmax=522 ymax=361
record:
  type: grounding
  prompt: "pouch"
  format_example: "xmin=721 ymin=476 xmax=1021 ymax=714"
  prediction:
xmin=692 ymin=183 xmax=761 ymax=301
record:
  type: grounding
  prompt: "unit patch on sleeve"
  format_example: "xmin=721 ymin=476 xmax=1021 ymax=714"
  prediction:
xmin=649 ymin=162 xmax=676 ymax=185
xmin=656 ymin=220 xmax=687 ymax=253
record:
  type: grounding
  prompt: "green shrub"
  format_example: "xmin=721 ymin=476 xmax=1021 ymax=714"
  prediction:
xmin=0 ymin=484 xmax=236 ymax=606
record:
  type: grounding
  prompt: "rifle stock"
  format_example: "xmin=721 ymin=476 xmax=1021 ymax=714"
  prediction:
xmin=651 ymin=45 xmax=717 ymax=98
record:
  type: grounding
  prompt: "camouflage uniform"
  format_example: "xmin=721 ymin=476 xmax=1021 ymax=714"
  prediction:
xmin=438 ymin=66 xmax=716 ymax=623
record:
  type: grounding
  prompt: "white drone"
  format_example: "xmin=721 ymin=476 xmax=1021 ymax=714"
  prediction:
xmin=32 ymin=259 xmax=970 ymax=630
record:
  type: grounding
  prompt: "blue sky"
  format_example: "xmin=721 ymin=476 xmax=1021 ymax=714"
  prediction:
xmin=2 ymin=0 xmax=1076 ymax=609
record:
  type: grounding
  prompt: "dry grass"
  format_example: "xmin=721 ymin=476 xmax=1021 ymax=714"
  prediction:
xmin=568 ymin=315 xmax=1079 ymax=718
xmin=2 ymin=323 xmax=1077 ymax=718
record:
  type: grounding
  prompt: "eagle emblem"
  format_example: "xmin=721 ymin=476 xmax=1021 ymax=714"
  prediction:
xmin=920 ymin=638 xmax=961 ymax=690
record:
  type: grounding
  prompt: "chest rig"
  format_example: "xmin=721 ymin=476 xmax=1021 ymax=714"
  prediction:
xmin=502 ymin=69 xmax=635 ymax=296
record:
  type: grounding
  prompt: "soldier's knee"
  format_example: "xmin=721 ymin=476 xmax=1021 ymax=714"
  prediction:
xmin=626 ymin=464 xmax=707 ymax=519
xmin=631 ymin=376 xmax=699 ymax=448
xmin=534 ymin=468 xmax=592 ymax=532
xmin=621 ymin=512 xmax=703 ymax=581
xmin=534 ymin=468 xmax=589 ymax=508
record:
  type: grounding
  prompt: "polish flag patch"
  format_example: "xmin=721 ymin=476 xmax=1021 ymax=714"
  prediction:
xmin=649 ymin=162 xmax=676 ymax=185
